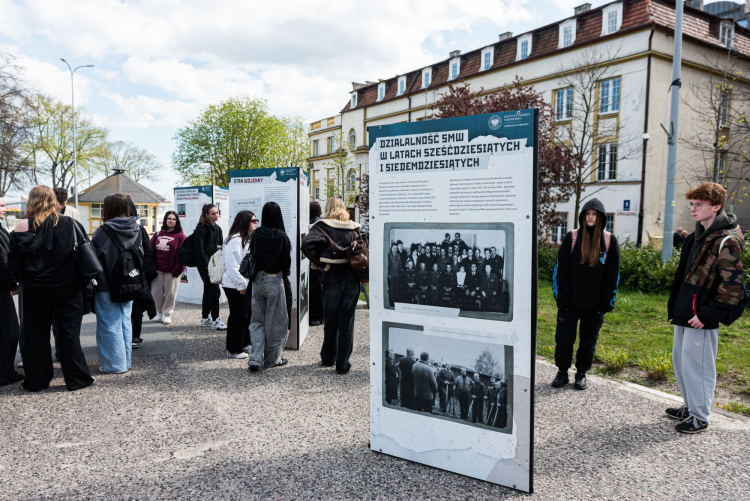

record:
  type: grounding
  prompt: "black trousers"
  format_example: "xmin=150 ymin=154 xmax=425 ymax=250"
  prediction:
xmin=21 ymin=281 xmax=93 ymax=392
xmin=458 ymin=392 xmax=471 ymax=420
xmin=400 ymin=383 xmax=414 ymax=409
xmin=321 ymin=268 xmax=359 ymax=374
xmin=223 ymin=286 xmax=251 ymax=354
xmin=309 ymin=269 xmax=324 ymax=324
xmin=0 ymin=293 xmax=21 ymax=384
xmin=198 ymin=268 xmax=220 ymax=320
xmin=471 ymin=398 xmax=484 ymax=424
xmin=438 ymin=385 xmax=449 ymax=411
xmin=131 ymin=300 xmax=144 ymax=340
xmin=554 ymin=308 xmax=604 ymax=374
xmin=414 ymin=396 xmax=433 ymax=412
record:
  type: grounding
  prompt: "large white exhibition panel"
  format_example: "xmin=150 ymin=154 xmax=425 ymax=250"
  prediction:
xmin=228 ymin=168 xmax=310 ymax=350
xmin=368 ymin=111 xmax=538 ymax=492
xmin=174 ymin=185 xmax=229 ymax=305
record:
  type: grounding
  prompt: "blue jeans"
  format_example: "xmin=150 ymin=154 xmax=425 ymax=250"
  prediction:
xmin=94 ymin=292 xmax=133 ymax=373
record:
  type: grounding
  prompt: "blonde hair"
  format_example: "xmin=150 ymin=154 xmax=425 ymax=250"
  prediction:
xmin=25 ymin=185 xmax=60 ymax=229
xmin=325 ymin=197 xmax=349 ymax=221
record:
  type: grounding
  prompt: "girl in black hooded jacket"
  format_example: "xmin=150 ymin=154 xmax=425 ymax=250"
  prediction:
xmin=551 ymin=198 xmax=620 ymax=390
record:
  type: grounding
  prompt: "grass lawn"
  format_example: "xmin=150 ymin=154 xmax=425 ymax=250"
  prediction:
xmin=538 ymin=280 xmax=750 ymax=414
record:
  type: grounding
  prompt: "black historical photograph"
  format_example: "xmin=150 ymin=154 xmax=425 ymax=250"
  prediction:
xmin=382 ymin=323 xmax=513 ymax=434
xmin=299 ymin=270 xmax=309 ymax=321
xmin=383 ymin=223 xmax=513 ymax=321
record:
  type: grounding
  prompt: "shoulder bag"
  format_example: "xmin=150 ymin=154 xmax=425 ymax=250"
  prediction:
xmin=72 ymin=221 xmax=104 ymax=278
xmin=239 ymin=235 xmax=257 ymax=282
xmin=208 ymin=246 xmax=224 ymax=284
xmin=347 ymin=228 xmax=369 ymax=284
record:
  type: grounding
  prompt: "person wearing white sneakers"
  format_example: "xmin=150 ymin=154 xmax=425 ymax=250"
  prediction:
xmin=194 ymin=204 xmax=226 ymax=330
xmin=221 ymin=211 xmax=257 ymax=359
xmin=150 ymin=211 xmax=186 ymax=326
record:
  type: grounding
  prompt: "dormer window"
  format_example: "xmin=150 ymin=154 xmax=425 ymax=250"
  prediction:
xmin=397 ymin=76 xmax=407 ymax=96
xmin=449 ymin=58 xmax=461 ymax=80
xmin=720 ymin=21 xmax=734 ymax=48
xmin=378 ymin=83 xmax=386 ymax=101
xmin=422 ymin=68 xmax=432 ymax=88
xmin=517 ymin=34 xmax=532 ymax=61
xmin=481 ymin=47 xmax=494 ymax=71
xmin=601 ymin=3 xmax=623 ymax=36
xmin=559 ymin=19 xmax=576 ymax=48
xmin=350 ymin=93 xmax=358 ymax=108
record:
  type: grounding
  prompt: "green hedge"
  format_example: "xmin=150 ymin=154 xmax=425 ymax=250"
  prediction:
xmin=539 ymin=237 xmax=750 ymax=294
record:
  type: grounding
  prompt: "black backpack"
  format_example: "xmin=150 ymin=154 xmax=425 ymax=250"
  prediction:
xmin=179 ymin=232 xmax=198 ymax=267
xmin=101 ymin=225 xmax=145 ymax=303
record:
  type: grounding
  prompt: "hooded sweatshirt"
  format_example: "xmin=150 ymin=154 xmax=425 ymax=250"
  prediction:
xmin=668 ymin=211 xmax=745 ymax=329
xmin=91 ymin=216 xmax=143 ymax=293
xmin=0 ymin=225 xmax=18 ymax=291
xmin=8 ymin=215 xmax=80 ymax=288
xmin=552 ymin=198 xmax=621 ymax=312
xmin=250 ymin=226 xmax=291 ymax=277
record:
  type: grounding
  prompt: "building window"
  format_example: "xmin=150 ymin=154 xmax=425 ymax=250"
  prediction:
xmin=597 ymin=143 xmax=617 ymax=181
xmin=136 ymin=204 xmax=149 ymax=227
xmin=315 ymin=187 xmax=320 ymax=200
xmin=481 ymin=47 xmax=493 ymax=71
xmin=328 ymin=136 xmax=335 ymax=153
xmin=550 ymin=213 xmax=568 ymax=244
xmin=601 ymin=3 xmax=623 ymax=35
xmin=346 ymin=170 xmax=357 ymax=191
xmin=422 ymin=68 xmax=431 ymax=88
xmin=556 ymin=87 xmax=573 ymax=121
xmin=720 ymin=23 xmax=734 ymax=48
xmin=607 ymin=11 xmax=618 ymax=34
xmin=520 ymin=40 xmax=529 ymax=59
xmin=517 ymin=34 xmax=532 ymax=61
xmin=90 ymin=203 xmax=102 ymax=218
xmin=450 ymin=62 xmax=458 ymax=80
xmin=605 ymin=213 xmax=615 ymax=233
xmin=378 ymin=83 xmax=385 ymax=101
xmin=313 ymin=139 xmax=320 ymax=157
xmin=348 ymin=129 xmax=356 ymax=150
xmin=719 ymin=92 xmax=729 ymax=127
xmin=600 ymin=77 xmax=620 ymax=114
xmin=397 ymin=76 xmax=406 ymax=96
xmin=563 ymin=26 xmax=573 ymax=47
xmin=717 ymin=152 xmax=726 ymax=184
xmin=350 ymin=93 xmax=357 ymax=108
xmin=559 ymin=20 xmax=576 ymax=49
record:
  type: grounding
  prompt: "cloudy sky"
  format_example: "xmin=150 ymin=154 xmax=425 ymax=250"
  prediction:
xmin=0 ymin=0 xmax=614 ymax=199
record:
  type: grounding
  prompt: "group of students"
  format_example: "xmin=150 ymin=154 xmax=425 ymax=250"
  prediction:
xmin=551 ymin=183 xmax=745 ymax=435
xmin=0 ymin=186 xmax=366 ymax=389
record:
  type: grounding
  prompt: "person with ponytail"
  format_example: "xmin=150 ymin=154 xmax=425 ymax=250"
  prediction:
xmin=551 ymin=198 xmax=620 ymax=390
xmin=194 ymin=203 xmax=226 ymax=330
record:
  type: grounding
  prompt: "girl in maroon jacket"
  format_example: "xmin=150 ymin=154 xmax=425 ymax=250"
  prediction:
xmin=149 ymin=211 xmax=186 ymax=324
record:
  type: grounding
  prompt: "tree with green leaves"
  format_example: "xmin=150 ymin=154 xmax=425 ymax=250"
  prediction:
xmin=323 ymin=131 xmax=358 ymax=206
xmin=25 ymin=94 xmax=109 ymax=189
xmin=172 ymin=96 xmax=308 ymax=186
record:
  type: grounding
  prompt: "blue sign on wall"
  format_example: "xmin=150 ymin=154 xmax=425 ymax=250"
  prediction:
xmin=624 ymin=200 xmax=631 ymax=211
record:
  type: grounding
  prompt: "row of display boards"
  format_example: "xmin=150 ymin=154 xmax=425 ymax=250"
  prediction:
xmin=171 ymin=110 xmax=537 ymax=492
xmin=173 ymin=168 xmax=310 ymax=350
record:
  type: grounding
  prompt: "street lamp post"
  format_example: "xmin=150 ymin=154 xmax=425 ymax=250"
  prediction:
xmin=60 ymin=59 xmax=94 ymax=209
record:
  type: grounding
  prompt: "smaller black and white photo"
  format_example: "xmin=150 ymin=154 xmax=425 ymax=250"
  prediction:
xmin=177 ymin=204 xmax=186 ymax=216
xmin=382 ymin=323 xmax=513 ymax=434
xmin=299 ymin=270 xmax=309 ymax=321
xmin=384 ymin=223 xmax=513 ymax=321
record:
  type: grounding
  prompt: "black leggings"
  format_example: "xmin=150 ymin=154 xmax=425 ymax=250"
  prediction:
xmin=198 ymin=268 xmax=220 ymax=320
xmin=223 ymin=286 xmax=251 ymax=354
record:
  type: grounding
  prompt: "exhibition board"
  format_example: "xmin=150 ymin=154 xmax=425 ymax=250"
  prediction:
xmin=368 ymin=110 xmax=538 ymax=492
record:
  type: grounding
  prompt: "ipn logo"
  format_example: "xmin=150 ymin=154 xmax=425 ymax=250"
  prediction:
xmin=488 ymin=115 xmax=502 ymax=130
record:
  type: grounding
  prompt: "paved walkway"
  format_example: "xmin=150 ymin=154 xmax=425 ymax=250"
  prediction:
xmin=1 ymin=305 xmax=748 ymax=499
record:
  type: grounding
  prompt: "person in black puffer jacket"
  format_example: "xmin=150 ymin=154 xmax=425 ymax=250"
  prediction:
xmin=551 ymin=198 xmax=620 ymax=390
xmin=301 ymin=197 xmax=362 ymax=374
xmin=193 ymin=203 xmax=226 ymax=330
xmin=247 ymin=202 xmax=292 ymax=372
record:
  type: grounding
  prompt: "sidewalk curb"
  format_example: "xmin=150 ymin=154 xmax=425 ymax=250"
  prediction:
xmin=536 ymin=358 xmax=750 ymax=423
xmin=356 ymin=300 xmax=368 ymax=310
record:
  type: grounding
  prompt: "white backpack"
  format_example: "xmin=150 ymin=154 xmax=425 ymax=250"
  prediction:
xmin=208 ymin=247 xmax=224 ymax=284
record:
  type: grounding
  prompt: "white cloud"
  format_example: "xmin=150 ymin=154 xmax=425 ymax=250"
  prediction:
xmin=0 ymin=0 xmax=29 ymax=40
xmin=100 ymin=92 xmax=203 ymax=129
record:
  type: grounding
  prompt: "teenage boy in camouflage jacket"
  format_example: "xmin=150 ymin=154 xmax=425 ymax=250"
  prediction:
xmin=666 ymin=182 xmax=745 ymax=434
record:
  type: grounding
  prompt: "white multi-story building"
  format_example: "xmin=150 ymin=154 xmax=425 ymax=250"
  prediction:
xmin=308 ymin=0 xmax=750 ymax=245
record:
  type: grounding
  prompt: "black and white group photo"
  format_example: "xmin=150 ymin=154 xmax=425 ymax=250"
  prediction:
xmin=383 ymin=224 xmax=513 ymax=321
xmin=382 ymin=324 xmax=513 ymax=434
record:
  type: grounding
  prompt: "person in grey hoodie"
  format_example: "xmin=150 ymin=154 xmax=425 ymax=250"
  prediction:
xmin=91 ymin=194 xmax=143 ymax=374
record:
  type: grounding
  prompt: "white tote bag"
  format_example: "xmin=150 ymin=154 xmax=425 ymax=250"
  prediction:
xmin=208 ymin=248 xmax=224 ymax=284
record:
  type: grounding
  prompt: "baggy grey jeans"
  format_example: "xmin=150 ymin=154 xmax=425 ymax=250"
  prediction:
xmin=672 ymin=325 xmax=719 ymax=422
xmin=248 ymin=271 xmax=288 ymax=368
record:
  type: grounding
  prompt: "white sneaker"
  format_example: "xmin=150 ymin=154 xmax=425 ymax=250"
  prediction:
xmin=212 ymin=318 xmax=227 ymax=330
xmin=162 ymin=315 xmax=172 ymax=325
xmin=201 ymin=317 xmax=212 ymax=327
xmin=243 ymin=345 xmax=251 ymax=353
xmin=153 ymin=313 xmax=163 ymax=323
xmin=227 ymin=351 xmax=248 ymax=359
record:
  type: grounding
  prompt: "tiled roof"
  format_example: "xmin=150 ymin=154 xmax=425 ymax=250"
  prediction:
xmin=340 ymin=0 xmax=750 ymax=114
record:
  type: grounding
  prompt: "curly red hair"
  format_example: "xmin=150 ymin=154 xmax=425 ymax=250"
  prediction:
xmin=685 ymin=182 xmax=726 ymax=207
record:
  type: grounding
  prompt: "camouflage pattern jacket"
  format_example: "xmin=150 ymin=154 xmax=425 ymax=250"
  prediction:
xmin=668 ymin=212 xmax=745 ymax=329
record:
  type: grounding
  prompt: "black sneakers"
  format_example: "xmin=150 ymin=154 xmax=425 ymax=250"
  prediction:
xmin=665 ymin=405 xmax=690 ymax=420
xmin=574 ymin=373 xmax=587 ymax=390
xmin=551 ymin=371 xmax=569 ymax=388
xmin=675 ymin=416 xmax=708 ymax=434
